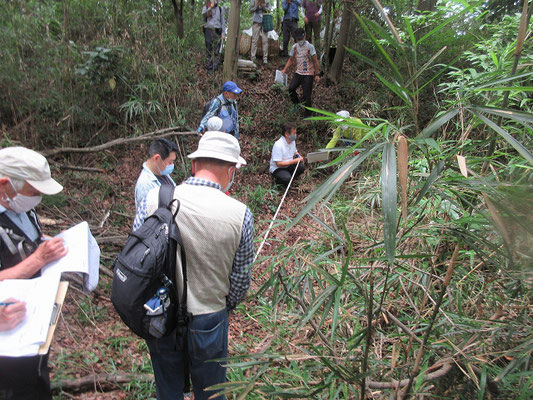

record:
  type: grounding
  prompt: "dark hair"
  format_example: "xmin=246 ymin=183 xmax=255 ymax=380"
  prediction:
xmin=148 ymin=138 xmax=178 ymax=159
xmin=294 ymin=28 xmax=305 ymax=40
xmin=282 ymin=123 xmax=296 ymax=136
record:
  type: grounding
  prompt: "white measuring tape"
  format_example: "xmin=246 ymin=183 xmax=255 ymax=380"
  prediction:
xmin=253 ymin=158 xmax=301 ymax=263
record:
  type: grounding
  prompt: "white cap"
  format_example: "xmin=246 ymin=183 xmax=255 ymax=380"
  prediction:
xmin=0 ymin=147 xmax=63 ymax=195
xmin=188 ymin=131 xmax=246 ymax=166
xmin=336 ymin=110 xmax=350 ymax=121
xmin=206 ymin=116 xmax=223 ymax=132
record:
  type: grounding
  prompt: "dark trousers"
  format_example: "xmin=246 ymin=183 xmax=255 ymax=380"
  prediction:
xmin=204 ymin=28 xmax=222 ymax=71
xmin=0 ymin=354 xmax=51 ymax=400
xmin=147 ymin=309 xmax=229 ymax=400
xmin=305 ymin=19 xmax=321 ymax=51
xmin=289 ymin=73 xmax=314 ymax=115
xmin=282 ymin=19 xmax=298 ymax=55
xmin=272 ymin=163 xmax=306 ymax=187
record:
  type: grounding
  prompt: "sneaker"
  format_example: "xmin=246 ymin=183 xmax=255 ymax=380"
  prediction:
xmin=263 ymin=57 xmax=268 ymax=64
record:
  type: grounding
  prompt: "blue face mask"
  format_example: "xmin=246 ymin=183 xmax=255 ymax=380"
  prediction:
xmin=161 ymin=164 xmax=174 ymax=176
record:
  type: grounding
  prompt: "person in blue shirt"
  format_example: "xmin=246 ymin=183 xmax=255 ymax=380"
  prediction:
xmin=134 ymin=138 xmax=178 ymax=224
xmin=281 ymin=0 xmax=302 ymax=57
xmin=197 ymin=81 xmax=242 ymax=139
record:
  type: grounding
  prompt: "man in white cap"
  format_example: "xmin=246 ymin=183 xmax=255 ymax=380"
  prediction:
xmin=0 ymin=146 xmax=68 ymax=400
xmin=133 ymin=132 xmax=254 ymax=400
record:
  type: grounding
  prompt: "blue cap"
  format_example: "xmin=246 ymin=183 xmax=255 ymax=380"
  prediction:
xmin=222 ymin=81 xmax=242 ymax=94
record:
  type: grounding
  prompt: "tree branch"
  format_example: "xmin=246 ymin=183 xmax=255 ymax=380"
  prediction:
xmin=41 ymin=128 xmax=197 ymax=157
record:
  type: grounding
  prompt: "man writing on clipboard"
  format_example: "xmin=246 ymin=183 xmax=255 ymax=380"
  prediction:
xmin=0 ymin=147 xmax=68 ymax=400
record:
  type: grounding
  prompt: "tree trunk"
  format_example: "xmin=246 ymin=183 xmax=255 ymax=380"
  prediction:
xmin=276 ymin=0 xmax=282 ymax=33
xmin=170 ymin=0 xmax=184 ymax=38
xmin=417 ymin=0 xmax=437 ymax=12
xmin=328 ymin=0 xmax=351 ymax=84
xmin=322 ymin=0 xmax=333 ymax=77
xmin=223 ymin=0 xmax=242 ymax=81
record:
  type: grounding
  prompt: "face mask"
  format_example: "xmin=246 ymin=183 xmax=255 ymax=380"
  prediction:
xmin=298 ymin=40 xmax=305 ymax=46
xmin=223 ymin=168 xmax=236 ymax=192
xmin=4 ymin=180 xmax=42 ymax=213
xmin=161 ymin=164 xmax=174 ymax=176
xmin=6 ymin=181 xmax=42 ymax=213
xmin=288 ymin=134 xmax=297 ymax=142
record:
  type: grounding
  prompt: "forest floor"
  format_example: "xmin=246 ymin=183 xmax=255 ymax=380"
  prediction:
xmin=45 ymin=51 xmax=363 ymax=399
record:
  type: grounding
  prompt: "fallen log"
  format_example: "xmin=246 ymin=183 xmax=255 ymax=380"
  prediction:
xmin=42 ymin=128 xmax=197 ymax=157
xmin=51 ymin=373 xmax=154 ymax=392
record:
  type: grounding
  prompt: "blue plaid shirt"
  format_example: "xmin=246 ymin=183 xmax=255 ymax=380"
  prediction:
xmin=133 ymin=177 xmax=254 ymax=311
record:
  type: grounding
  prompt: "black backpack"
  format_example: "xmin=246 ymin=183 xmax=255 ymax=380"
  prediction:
xmin=202 ymin=97 xmax=223 ymax=122
xmin=111 ymin=185 xmax=188 ymax=340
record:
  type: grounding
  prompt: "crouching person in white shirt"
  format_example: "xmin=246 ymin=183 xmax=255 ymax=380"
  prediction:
xmin=269 ymin=123 xmax=306 ymax=187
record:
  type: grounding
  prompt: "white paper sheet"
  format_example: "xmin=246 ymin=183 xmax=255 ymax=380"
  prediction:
xmin=0 ymin=273 xmax=60 ymax=357
xmin=275 ymin=70 xmax=288 ymax=86
xmin=41 ymin=221 xmax=100 ymax=292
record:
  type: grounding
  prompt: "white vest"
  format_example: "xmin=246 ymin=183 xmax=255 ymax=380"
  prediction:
xmin=146 ymin=183 xmax=246 ymax=315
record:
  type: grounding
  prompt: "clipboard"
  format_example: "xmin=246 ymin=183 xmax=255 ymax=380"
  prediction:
xmin=38 ymin=281 xmax=69 ymax=355
xmin=307 ymin=151 xmax=330 ymax=164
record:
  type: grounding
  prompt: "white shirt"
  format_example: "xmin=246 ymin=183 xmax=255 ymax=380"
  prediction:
xmin=269 ymin=136 xmax=298 ymax=173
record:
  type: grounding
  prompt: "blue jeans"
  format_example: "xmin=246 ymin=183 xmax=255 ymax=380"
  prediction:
xmin=147 ymin=308 xmax=229 ymax=400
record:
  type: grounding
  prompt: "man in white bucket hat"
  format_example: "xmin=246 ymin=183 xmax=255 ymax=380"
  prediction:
xmin=134 ymin=132 xmax=254 ymax=400
xmin=0 ymin=146 xmax=68 ymax=400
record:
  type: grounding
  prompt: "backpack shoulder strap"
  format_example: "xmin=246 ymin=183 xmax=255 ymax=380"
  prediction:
xmin=158 ymin=184 xmax=175 ymax=209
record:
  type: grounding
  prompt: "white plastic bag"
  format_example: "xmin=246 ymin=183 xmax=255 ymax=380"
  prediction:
xmin=268 ymin=30 xmax=279 ymax=40
xmin=275 ymin=70 xmax=288 ymax=86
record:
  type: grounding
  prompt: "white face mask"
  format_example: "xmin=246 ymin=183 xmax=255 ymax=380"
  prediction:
xmin=298 ymin=40 xmax=305 ymax=46
xmin=5 ymin=180 xmax=42 ymax=213
xmin=223 ymin=168 xmax=236 ymax=193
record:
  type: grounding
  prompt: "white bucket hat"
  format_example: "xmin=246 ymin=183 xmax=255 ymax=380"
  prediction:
xmin=188 ymin=131 xmax=246 ymax=166
xmin=0 ymin=147 xmax=63 ymax=195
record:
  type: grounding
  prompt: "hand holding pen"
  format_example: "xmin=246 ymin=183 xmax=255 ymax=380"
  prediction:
xmin=0 ymin=298 xmax=26 ymax=331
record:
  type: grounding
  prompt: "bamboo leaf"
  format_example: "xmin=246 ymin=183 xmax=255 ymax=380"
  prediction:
xmin=300 ymin=285 xmax=337 ymax=327
xmin=345 ymin=48 xmax=387 ymax=75
xmin=354 ymin=13 xmax=403 ymax=82
xmin=474 ymin=86 xmax=533 ymax=92
xmin=381 ymin=142 xmax=397 ymax=265
xmin=414 ymin=160 xmax=446 ymax=206
xmin=375 ymin=72 xmax=412 ymax=106
xmin=466 ymin=104 xmax=533 ymax=124
xmin=470 ymin=110 xmax=533 ymax=166
xmin=286 ymin=143 xmax=386 ymax=231
xmin=309 ymin=213 xmax=345 ymax=244
xmin=482 ymin=193 xmax=513 ymax=251
xmin=418 ymin=5 xmax=473 ymax=45
xmin=369 ymin=0 xmax=403 ymax=44
xmin=404 ymin=17 xmax=416 ymax=47
xmin=474 ymin=71 xmax=533 ymax=89
xmin=418 ymin=108 xmax=460 ymax=138
xmin=405 ymin=46 xmax=447 ymax=87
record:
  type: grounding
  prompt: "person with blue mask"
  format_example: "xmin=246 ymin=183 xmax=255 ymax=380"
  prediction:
xmin=133 ymin=132 xmax=254 ymax=400
xmin=197 ymin=81 xmax=242 ymax=139
xmin=134 ymin=138 xmax=179 ymax=225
